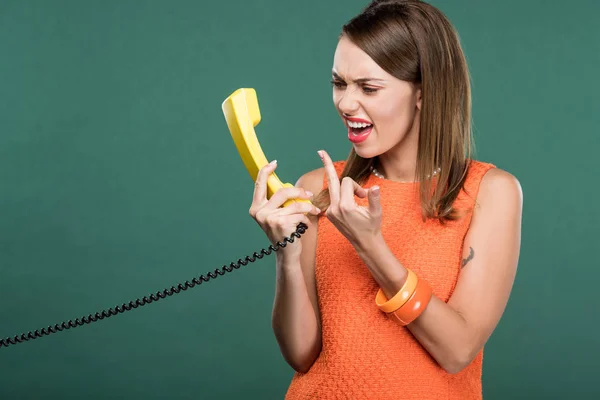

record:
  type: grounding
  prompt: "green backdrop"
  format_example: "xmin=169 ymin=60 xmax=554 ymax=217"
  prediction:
xmin=1 ymin=0 xmax=598 ymax=398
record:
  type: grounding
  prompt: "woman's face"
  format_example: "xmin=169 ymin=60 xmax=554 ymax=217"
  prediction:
xmin=331 ymin=36 xmax=421 ymax=159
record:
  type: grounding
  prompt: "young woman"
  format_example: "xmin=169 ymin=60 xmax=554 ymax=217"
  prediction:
xmin=249 ymin=1 xmax=523 ymax=398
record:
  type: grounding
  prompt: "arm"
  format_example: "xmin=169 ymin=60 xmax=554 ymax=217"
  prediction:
xmin=271 ymin=168 xmax=325 ymax=373
xmin=355 ymin=168 xmax=523 ymax=374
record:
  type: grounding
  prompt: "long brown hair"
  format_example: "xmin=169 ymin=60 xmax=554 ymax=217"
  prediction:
xmin=313 ymin=0 xmax=475 ymax=223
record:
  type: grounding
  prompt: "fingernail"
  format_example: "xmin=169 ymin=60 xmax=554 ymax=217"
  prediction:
xmin=372 ymin=186 xmax=380 ymax=195
xmin=306 ymin=190 xmax=314 ymax=197
xmin=317 ymin=150 xmax=324 ymax=159
xmin=270 ymin=160 xmax=277 ymax=165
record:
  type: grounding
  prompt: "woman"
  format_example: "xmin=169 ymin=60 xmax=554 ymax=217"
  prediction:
xmin=249 ymin=0 xmax=523 ymax=398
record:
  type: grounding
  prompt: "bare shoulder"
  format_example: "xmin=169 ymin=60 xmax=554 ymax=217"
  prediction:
xmin=477 ymin=168 xmax=523 ymax=215
xmin=294 ymin=166 xmax=326 ymax=194
xmin=478 ymin=168 xmax=523 ymax=209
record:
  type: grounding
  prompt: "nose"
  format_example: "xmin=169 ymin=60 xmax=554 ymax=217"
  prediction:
xmin=336 ymin=86 xmax=360 ymax=116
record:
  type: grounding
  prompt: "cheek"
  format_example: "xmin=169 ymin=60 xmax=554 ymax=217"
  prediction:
xmin=374 ymin=98 xmax=406 ymax=125
xmin=332 ymin=90 xmax=338 ymax=101
xmin=372 ymin=96 xmax=415 ymax=134
xmin=332 ymin=91 xmax=342 ymax=109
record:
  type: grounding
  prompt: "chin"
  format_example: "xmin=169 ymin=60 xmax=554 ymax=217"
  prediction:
xmin=352 ymin=145 xmax=380 ymax=160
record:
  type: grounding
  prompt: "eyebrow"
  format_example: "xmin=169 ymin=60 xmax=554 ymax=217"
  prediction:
xmin=332 ymin=71 xmax=386 ymax=84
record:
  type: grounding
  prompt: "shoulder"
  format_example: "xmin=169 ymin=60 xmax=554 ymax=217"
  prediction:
xmin=477 ymin=167 xmax=523 ymax=213
xmin=463 ymin=160 xmax=521 ymax=200
xmin=294 ymin=160 xmax=346 ymax=193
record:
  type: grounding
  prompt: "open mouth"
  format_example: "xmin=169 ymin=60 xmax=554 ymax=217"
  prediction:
xmin=349 ymin=126 xmax=372 ymax=136
xmin=347 ymin=121 xmax=373 ymax=134
xmin=346 ymin=119 xmax=373 ymax=143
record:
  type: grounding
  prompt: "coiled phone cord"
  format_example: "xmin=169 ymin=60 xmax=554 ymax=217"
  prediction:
xmin=0 ymin=222 xmax=308 ymax=349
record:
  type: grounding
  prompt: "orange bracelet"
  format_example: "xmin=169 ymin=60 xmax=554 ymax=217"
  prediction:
xmin=388 ymin=277 xmax=433 ymax=326
xmin=375 ymin=269 xmax=418 ymax=313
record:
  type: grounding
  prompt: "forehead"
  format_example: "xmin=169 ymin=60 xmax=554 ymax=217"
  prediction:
xmin=332 ymin=36 xmax=387 ymax=78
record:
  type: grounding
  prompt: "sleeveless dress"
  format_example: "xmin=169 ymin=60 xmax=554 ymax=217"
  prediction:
xmin=284 ymin=159 xmax=496 ymax=400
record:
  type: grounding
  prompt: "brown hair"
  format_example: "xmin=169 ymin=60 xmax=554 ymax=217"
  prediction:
xmin=313 ymin=0 xmax=475 ymax=223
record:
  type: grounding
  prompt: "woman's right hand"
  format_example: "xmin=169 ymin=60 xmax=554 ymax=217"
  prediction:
xmin=249 ymin=160 xmax=321 ymax=258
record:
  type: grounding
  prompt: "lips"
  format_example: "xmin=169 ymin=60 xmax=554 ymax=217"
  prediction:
xmin=348 ymin=126 xmax=372 ymax=143
xmin=345 ymin=117 xmax=373 ymax=144
xmin=346 ymin=117 xmax=372 ymax=124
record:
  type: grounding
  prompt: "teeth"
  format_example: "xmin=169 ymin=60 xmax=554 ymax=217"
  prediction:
xmin=348 ymin=121 xmax=372 ymax=129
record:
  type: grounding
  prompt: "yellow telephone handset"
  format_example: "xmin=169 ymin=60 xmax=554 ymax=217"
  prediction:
xmin=222 ymin=88 xmax=311 ymax=208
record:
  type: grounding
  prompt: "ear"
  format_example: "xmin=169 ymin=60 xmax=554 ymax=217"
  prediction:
xmin=415 ymin=83 xmax=422 ymax=111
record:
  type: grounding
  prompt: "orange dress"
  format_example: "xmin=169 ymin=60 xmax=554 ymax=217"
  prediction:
xmin=285 ymin=159 xmax=496 ymax=400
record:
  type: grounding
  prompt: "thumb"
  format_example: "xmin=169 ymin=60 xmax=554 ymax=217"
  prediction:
xmin=368 ymin=185 xmax=381 ymax=215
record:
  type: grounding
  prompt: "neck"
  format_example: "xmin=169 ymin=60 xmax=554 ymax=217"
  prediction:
xmin=375 ymin=155 xmax=417 ymax=182
xmin=375 ymin=121 xmax=420 ymax=182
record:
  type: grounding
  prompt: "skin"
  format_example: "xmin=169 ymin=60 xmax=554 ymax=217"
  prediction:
xmin=251 ymin=35 xmax=523 ymax=374
xmin=332 ymin=35 xmax=422 ymax=182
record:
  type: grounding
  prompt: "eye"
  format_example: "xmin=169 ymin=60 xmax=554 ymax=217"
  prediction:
xmin=362 ymin=86 xmax=378 ymax=94
xmin=330 ymin=79 xmax=346 ymax=89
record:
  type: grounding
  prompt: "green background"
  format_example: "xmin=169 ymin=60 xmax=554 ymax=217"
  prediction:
xmin=1 ymin=0 xmax=598 ymax=398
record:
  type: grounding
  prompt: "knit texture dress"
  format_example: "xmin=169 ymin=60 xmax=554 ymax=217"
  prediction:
xmin=284 ymin=159 xmax=496 ymax=400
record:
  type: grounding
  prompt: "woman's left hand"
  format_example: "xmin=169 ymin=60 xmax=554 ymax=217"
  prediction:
xmin=319 ymin=149 xmax=383 ymax=249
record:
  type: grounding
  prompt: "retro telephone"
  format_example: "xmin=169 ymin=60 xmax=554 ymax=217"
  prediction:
xmin=0 ymin=88 xmax=310 ymax=349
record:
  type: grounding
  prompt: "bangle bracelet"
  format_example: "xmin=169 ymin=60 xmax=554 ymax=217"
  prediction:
xmin=375 ymin=269 xmax=417 ymax=313
xmin=388 ymin=277 xmax=433 ymax=326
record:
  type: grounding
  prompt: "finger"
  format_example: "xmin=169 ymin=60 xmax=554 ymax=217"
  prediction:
xmin=263 ymin=186 xmax=313 ymax=211
xmin=350 ymin=177 xmax=368 ymax=198
xmin=318 ymin=149 xmax=340 ymax=204
xmin=289 ymin=213 xmax=311 ymax=228
xmin=252 ymin=160 xmax=278 ymax=205
xmin=368 ymin=185 xmax=382 ymax=216
xmin=273 ymin=200 xmax=321 ymax=217
xmin=272 ymin=214 xmax=311 ymax=243
xmin=339 ymin=177 xmax=366 ymax=210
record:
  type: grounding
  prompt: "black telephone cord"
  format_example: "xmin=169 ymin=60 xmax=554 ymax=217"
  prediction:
xmin=0 ymin=223 xmax=308 ymax=349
